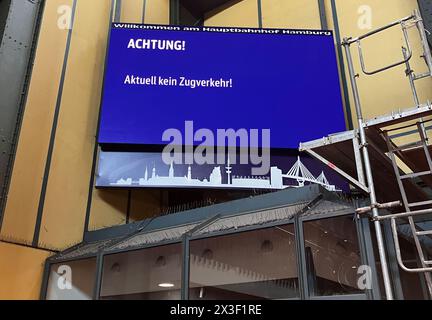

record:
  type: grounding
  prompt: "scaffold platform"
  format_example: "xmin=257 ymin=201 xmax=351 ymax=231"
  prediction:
xmin=300 ymin=103 xmax=432 ymax=205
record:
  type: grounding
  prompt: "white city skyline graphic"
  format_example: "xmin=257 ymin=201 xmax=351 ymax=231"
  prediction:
xmin=111 ymin=157 xmax=340 ymax=192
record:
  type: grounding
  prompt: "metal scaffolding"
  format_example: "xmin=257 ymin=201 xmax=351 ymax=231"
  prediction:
xmin=300 ymin=9 xmax=432 ymax=300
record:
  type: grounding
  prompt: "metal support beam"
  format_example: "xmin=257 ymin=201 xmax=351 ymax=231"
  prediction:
xmin=295 ymin=215 xmax=309 ymax=299
xmin=180 ymin=214 xmax=220 ymax=300
xmin=114 ymin=0 xmax=122 ymax=22
xmin=142 ymin=0 xmax=147 ymax=24
xmin=356 ymin=214 xmax=383 ymax=300
xmin=383 ymin=220 xmax=405 ymax=300
xmin=343 ymin=39 xmax=394 ymax=300
xmin=257 ymin=0 xmax=263 ymax=29
xmin=39 ymin=260 xmax=51 ymax=300
xmin=318 ymin=0 xmax=328 ymax=30
xmin=83 ymin=0 xmax=117 ymax=235
xmin=330 ymin=0 xmax=354 ymax=130
xmin=294 ymin=197 xmax=325 ymax=300
xmin=93 ymin=252 xmax=104 ymax=300
xmin=181 ymin=235 xmax=190 ymax=300
xmin=170 ymin=0 xmax=180 ymax=25
xmin=304 ymin=149 xmax=369 ymax=193
xmin=352 ymin=136 xmax=366 ymax=185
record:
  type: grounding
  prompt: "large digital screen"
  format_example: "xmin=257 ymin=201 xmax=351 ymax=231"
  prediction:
xmin=98 ymin=24 xmax=346 ymax=149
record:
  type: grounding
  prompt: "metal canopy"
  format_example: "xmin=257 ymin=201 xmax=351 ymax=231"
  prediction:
xmin=48 ymin=185 xmax=356 ymax=263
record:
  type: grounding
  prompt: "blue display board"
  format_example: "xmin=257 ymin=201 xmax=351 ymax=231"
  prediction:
xmin=98 ymin=24 xmax=346 ymax=149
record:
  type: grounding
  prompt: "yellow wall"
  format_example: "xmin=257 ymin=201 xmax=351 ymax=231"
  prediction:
xmin=262 ymin=0 xmax=321 ymax=29
xmin=1 ymin=0 xmax=73 ymax=246
xmin=38 ymin=0 xmax=112 ymax=249
xmin=0 ymin=242 xmax=52 ymax=300
xmin=119 ymin=0 xmax=170 ymax=25
xmin=88 ymin=189 xmax=128 ymax=231
xmin=129 ymin=189 xmax=162 ymax=222
xmin=1 ymin=0 xmax=431 ymax=299
xmin=88 ymin=189 xmax=161 ymax=230
xmin=89 ymin=0 xmax=169 ymax=231
xmin=332 ymin=0 xmax=432 ymax=123
xmin=145 ymin=0 xmax=170 ymax=24
xmin=0 ymin=0 xmax=169 ymax=249
xmin=121 ymin=0 xmax=145 ymax=23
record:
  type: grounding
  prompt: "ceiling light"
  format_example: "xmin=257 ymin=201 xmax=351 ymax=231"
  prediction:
xmin=158 ymin=283 xmax=175 ymax=288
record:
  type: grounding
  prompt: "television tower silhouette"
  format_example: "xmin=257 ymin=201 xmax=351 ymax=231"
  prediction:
xmin=225 ymin=155 xmax=232 ymax=185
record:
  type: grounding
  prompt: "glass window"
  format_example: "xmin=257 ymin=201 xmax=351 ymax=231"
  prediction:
xmin=189 ymin=224 xmax=299 ymax=300
xmin=302 ymin=215 xmax=362 ymax=297
xmin=46 ymin=258 xmax=96 ymax=300
xmin=100 ymin=244 xmax=182 ymax=300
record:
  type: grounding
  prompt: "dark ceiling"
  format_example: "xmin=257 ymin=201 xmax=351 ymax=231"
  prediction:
xmin=180 ymin=0 xmax=238 ymax=18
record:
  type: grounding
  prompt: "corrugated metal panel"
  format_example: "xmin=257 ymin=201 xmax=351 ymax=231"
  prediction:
xmin=108 ymin=201 xmax=311 ymax=252
xmin=107 ymin=223 xmax=198 ymax=251
xmin=51 ymin=238 xmax=117 ymax=261
xmin=301 ymin=200 xmax=353 ymax=218
xmin=53 ymin=195 xmax=357 ymax=261
xmin=197 ymin=202 xmax=308 ymax=235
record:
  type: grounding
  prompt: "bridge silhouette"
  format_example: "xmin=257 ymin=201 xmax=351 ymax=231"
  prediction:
xmin=282 ymin=157 xmax=338 ymax=191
